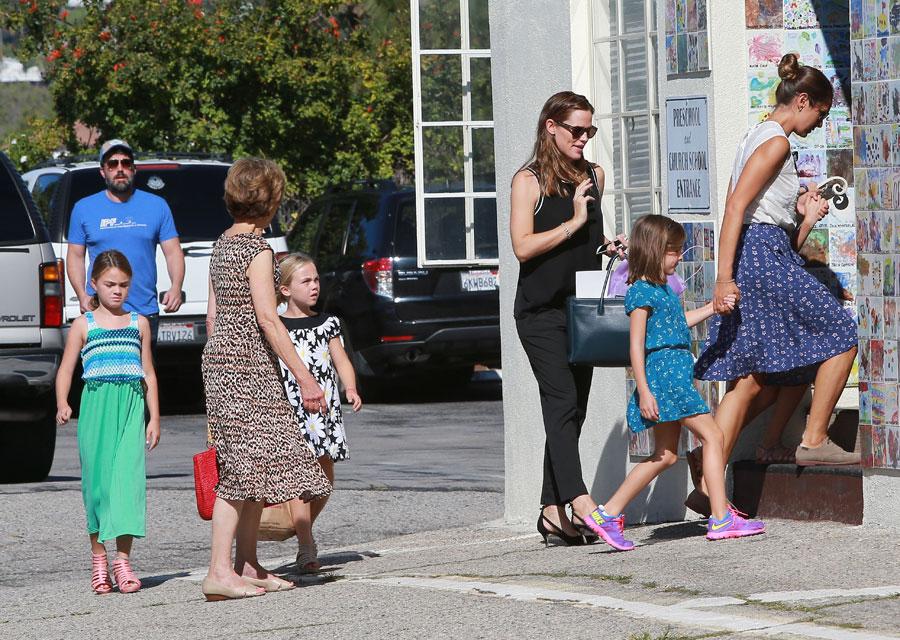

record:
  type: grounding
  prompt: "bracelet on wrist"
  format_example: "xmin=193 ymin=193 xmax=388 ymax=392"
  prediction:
xmin=561 ymin=222 xmax=571 ymax=240
xmin=716 ymin=279 xmax=735 ymax=284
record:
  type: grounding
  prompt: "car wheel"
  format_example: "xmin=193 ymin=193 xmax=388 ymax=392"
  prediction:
xmin=0 ymin=407 xmax=56 ymax=483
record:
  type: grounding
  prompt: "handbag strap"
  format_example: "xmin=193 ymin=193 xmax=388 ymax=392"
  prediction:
xmin=597 ymin=253 xmax=623 ymax=314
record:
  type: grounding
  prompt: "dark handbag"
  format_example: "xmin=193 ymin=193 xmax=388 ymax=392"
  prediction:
xmin=192 ymin=425 xmax=218 ymax=521
xmin=566 ymin=254 xmax=631 ymax=367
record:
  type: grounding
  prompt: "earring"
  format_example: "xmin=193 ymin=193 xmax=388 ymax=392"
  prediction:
xmin=799 ymin=105 xmax=804 ymax=112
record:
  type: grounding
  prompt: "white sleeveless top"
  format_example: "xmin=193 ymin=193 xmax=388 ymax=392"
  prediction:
xmin=731 ymin=121 xmax=800 ymax=231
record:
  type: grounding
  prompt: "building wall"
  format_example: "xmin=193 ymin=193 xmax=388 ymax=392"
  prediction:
xmin=852 ymin=0 xmax=900 ymax=526
xmin=490 ymin=1 xmax=629 ymax=523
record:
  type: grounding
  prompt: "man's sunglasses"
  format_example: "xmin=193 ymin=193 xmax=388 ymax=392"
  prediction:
xmin=105 ymin=158 xmax=134 ymax=170
xmin=553 ymin=120 xmax=598 ymax=140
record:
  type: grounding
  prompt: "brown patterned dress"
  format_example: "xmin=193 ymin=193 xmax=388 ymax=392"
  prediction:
xmin=202 ymin=232 xmax=331 ymax=503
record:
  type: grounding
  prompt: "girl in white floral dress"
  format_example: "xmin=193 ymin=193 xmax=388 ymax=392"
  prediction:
xmin=276 ymin=254 xmax=362 ymax=572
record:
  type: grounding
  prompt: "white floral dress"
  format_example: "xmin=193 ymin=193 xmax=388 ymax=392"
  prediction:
xmin=278 ymin=314 xmax=348 ymax=461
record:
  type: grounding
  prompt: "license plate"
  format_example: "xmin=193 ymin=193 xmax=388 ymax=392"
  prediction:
xmin=460 ymin=270 xmax=499 ymax=292
xmin=157 ymin=322 xmax=195 ymax=343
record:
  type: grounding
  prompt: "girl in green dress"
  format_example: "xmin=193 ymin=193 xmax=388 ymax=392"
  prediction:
xmin=56 ymin=250 xmax=160 ymax=594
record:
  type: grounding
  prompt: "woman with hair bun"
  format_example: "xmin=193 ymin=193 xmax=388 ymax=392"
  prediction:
xmin=688 ymin=53 xmax=859 ymax=513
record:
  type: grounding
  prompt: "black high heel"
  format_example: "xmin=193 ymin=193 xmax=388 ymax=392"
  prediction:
xmin=570 ymin=510 xmax=600 ymax=545
xmin=537 ymin=510 xmax=585 ymax=547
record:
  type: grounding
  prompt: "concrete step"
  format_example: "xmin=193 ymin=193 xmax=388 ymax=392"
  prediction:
xmin=731 ymin=461 xmax=862 ymax=524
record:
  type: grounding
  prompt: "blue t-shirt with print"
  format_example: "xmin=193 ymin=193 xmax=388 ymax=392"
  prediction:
xmin=69 ymin=189 xmax=178 ymax=316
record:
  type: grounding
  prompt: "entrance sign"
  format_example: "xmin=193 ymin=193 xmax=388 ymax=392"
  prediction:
xmin=666 ymin=97 xmax=710 ymax=214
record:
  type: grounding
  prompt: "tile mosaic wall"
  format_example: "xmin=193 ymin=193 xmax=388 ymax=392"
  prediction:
xmin=665 ymin=0 xmax=711 ymax=76
xmin=852 ymin=0 xmax=900 ymax=469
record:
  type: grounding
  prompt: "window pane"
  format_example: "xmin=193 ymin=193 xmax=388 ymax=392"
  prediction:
xmin=345 ymin=196 xmax=384 ymax=259
xmin=626 ymin=191 xmax=653 ymax=223
xmin=601 ymin=192 xmax=625 ymax=236
xmin=419 ymin=0 xmax=460 ymax=49
xmin=423 ymin=127 xmax=464 ymax=192
xmin=593 ymin=118 xmax=617 ymax=184
xmin=649 ymin=33 xmax=658 ymax=104
xmin=468 ymin=0 xmax=490 ymax=49
xmin=622 ymin=0 xmax=645 ymax=33
xmin=0 ymin=164 xmax=34 ymax=243
xmin=649 ymin=0 xmax=658 ymax=31
xmin=424 ymin=198 xmax=466 ymax=260
xmin=472 ymin=127 xmax=496 ymax=191
xmin=32 ymin=173 xmax=61 ymax=225
xmin=592 ymin=40 xmax=621 ymax=113
xmin=474 ymin=198 xmax=498 ymax=259
xmin=591 ymin=0 xmax=617 ymax=37
xmin=287 ymin=204 xmax=325 ymax=254
xmin=622 ymin=38 xmax=648 ymax=110
xmin=421 ymin=55 xmax=462 ymax=122
xmin=393 ymin=200 xmax=417 ymax=257
xmin=625 ymin=115 xmax=650 ymax=187
xmin=470 ymin=57 xmax=493 ymax=121
xmin=317 ymin=200 xmax=353 ymax=271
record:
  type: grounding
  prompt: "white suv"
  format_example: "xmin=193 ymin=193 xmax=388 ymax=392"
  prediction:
xmin=0 ymin=151 xmax=64 ymax=482
xmin=23 ymin=156 xmax=288 ymax=352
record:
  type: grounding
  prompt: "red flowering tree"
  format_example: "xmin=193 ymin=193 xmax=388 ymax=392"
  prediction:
xmin=2 ymin=0 xmax=412 ymax=202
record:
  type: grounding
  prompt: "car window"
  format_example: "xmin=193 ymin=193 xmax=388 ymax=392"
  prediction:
xmin=287 ymin=202 xmax=326 ymax=255
xmin=344 ymin=195 xmax=384 ymax=260
xmin=393 ymin=200 xmax=417 ymax=257
xmin=64 ymin=164 xmax=236 ymax=242
xmin=317 ymin=199 xmax=354 ymax=271
xmin=0 ymin=160 xmax=36 ymax=244
xmin=31 ymin=173 xmax=61 ymax=226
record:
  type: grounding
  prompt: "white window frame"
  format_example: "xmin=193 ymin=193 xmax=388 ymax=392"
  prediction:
xmin=410 ymin=0 xmax=497 ymax=267
xmin=589 ymin=0 xmax=662 ymax=232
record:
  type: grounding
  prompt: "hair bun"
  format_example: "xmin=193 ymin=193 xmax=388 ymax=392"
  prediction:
xmin=778 ymin=53 xmax=801 ymax=81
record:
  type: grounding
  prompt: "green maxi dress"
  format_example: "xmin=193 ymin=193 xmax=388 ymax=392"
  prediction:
xmin=78 ymin=312 xmax=147 ymax=542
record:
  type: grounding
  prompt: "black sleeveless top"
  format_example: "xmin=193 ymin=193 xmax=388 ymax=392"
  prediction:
xmin=513 ymin=165 xmax=604 ymax=318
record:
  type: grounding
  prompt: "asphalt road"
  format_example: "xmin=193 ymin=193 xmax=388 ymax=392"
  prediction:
xmin=0 ymin=375 xmax=504 ymax=590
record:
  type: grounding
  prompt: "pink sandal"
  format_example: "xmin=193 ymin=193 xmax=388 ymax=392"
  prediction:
xmin=91 ymin=553 xmax=113 ymax=594
xmin=112 ymin=557 xmax=142 ymax=594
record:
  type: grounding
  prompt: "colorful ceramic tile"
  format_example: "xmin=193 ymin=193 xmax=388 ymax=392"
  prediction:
xmin=884 ymin=340 xmax=899 ymax=380
xmin=746 ymin=0 xmax=783 ymax=28
xmin=884 ymin=298 xmax=898 ymax=339
xmin=697 ymin=0 xmax=708 ymax=30
xmin=825 ymin=109 xmax=853 ymax=147
xmin=697 ymin=31 xmax=710 ymax=69
xmin=852 ymin=0 xmax=865 ymax=38
xmin=784 ymin=0 xmax=820 ymax=29
xmin=830 ymin=226 xmax=858 ymax=267
xmin=785 ymin=29 xmax=826 ymax=66
xmin=748 ymin=30 xmax=784 ymax=66
xmin=873 ymin=382 xmax=887 ymax=424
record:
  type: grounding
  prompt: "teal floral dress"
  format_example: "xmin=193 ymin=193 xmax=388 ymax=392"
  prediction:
xmin=625 ymin=280 xmax=709 ymax=433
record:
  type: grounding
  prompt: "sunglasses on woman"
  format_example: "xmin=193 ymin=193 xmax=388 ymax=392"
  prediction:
xmin=553 ymin=120 xmax=598 ymax=140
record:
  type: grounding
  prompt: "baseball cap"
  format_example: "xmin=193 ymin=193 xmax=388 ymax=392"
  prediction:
xmin=98 ymin=139 xmax=134 ymax=164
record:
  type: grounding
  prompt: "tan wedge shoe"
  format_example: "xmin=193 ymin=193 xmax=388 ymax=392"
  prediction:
xmin=201 ymin=577 xmax=266 ymax=601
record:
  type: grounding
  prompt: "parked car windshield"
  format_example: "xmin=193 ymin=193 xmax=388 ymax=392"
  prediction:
xmin=65 ymin=164 xmax=234 ymax=242
xmin=0 ymin=161 xmax=37 ymax=244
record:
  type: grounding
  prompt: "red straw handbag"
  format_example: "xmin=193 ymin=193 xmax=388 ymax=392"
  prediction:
xmin=193 ymin=426 xmax=218 ymax=521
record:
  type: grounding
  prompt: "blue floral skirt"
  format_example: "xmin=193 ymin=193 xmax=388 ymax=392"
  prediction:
xmin=627 ymin=347 xmax=709 ymax=433
xmin=694 ymin=223 xmax=857 ymax=385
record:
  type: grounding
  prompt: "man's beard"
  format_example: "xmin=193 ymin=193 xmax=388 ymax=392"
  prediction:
xmin=105 ymin=173 xmax=134 ymax=195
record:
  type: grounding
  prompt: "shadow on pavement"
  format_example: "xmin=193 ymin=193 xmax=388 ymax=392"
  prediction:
xmin=140 ymin=571 xmax=192 ymax=589
xmin=643 ymin=520 xmax=707 ymax=543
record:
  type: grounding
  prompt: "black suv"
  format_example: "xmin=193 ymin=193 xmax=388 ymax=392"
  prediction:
xmin=286 ymin=182 xmax=500 ymax=392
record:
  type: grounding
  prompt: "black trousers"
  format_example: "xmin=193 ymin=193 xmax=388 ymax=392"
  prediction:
xmin=516 ymin=306 xmax=593 ymax=506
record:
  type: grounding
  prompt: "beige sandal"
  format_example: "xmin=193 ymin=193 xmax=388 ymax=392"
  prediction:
xmin=296 ymin=542 xmax=320 ymax=574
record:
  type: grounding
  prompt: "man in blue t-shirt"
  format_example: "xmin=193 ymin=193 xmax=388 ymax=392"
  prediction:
xmin=67 ymin=139 xmax=185 ymax=343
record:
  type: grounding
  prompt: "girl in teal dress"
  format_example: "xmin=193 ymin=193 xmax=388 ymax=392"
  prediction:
xmin=56 ymin=250 xmax=160 ymax=594
xmin=581 ymin=216 xmax=765 ymax=551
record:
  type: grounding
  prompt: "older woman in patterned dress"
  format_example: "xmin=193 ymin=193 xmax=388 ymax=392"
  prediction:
xmin=200 ymin=158 xmax=331 ymax=601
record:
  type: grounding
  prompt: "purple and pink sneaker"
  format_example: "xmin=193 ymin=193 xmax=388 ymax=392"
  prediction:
xmin=577 ymin=508 xmax=635 ymax=551
xmin=706 ymin=507 xmax=766 ymax=541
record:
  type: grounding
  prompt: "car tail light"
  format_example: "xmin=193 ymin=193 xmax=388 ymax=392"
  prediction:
xmin=362 ymin=258 xmax=393 ymax=298
xmin=380 ymin=335 xmax=414 ymax=343
xmin=40 ymin=260 xmax=64 ymax=328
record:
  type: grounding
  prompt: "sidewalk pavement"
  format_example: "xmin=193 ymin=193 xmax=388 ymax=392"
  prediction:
xmin=2 ymin=517 xmax=898 ymax=640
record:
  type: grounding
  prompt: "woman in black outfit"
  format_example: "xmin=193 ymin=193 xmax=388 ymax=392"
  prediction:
xmin=511 ymin=91 xmax=626 ymax=545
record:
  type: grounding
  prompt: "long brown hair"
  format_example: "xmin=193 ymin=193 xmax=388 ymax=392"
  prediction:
xmin=626 ymin=215 xmax=685 ymax=286
xmin=776 ymin=52 xmax=833 ymax=107
xmin=89 ymin=249 xmax=133 ymax=310
xmin=517 ymin=91 xmax=595 ymax=197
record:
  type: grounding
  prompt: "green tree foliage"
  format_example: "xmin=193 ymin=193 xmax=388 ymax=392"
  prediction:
xmin=2 ymin=0 xmax=412 ymax=202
